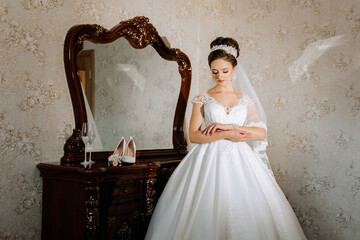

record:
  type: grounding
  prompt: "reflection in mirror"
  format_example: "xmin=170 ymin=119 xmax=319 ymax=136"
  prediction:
xmin=78 ymin=38 xmax=181 ymax=151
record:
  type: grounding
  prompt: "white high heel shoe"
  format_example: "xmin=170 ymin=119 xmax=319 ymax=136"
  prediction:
xmin=122 ymin=136 xmax=136 ymax=164
xmin=108 ymin=137 xmax=126 ymax=166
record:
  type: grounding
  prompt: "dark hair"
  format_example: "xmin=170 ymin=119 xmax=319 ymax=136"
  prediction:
xmin=208 ymin=37 xmax=240 ymax=67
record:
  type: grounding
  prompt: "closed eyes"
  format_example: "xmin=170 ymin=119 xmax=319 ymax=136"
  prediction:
xmin=212 ymin=70 xmax=229 ymax=74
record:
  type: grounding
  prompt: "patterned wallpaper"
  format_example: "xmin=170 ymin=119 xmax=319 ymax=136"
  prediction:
xmin=0 ymin=0 xmax=359 ymax=239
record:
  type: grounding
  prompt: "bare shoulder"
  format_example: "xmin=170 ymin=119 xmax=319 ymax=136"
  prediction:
xmin=206 ymin=87 xmax=217 ymax=95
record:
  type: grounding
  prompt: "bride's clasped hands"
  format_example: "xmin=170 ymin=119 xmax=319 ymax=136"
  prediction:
xmin=202 ymin=122 xmax=252 ymax=142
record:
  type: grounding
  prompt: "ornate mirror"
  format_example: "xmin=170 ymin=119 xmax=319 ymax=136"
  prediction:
xmin=61 ymin=16 xmax=191 ymax=163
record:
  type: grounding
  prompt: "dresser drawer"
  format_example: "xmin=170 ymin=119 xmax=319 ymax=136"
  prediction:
xmin=111 ymin=180 xmax=143 ymax=203
xmin=108 ymin=199 xmax=142 ymax=215
xmin=102 ymin=179 xmax=144 ymax=215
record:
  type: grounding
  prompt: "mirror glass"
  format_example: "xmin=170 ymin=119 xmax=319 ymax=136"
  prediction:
xmin=77 ymin=38 xmax=181 ymax=151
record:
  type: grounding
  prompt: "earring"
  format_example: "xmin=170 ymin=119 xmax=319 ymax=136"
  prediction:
xmin=232 ymin=71 xmax=237 ymax=81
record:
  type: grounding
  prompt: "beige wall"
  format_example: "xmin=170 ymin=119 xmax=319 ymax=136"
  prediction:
xmin=0 ymin=0 xmax=359 ymax=239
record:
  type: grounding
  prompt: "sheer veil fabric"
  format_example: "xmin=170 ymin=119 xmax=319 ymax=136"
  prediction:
xmin=233 ymin=63 xmax=271 ymax=171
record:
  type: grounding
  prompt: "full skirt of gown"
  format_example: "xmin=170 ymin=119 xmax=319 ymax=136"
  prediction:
xmin=145 ymin=140 xmax=307 ymax=240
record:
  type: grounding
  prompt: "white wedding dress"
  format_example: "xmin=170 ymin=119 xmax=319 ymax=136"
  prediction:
xmin=145 ymin=92 xmax=307 ymax=240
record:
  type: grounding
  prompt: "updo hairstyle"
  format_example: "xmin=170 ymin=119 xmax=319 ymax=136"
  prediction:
xmin=208 ymin=37 xmax=240 ymax=67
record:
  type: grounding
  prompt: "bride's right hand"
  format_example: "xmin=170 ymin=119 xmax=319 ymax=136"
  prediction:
xmin=226 ymin=129 xmax=251 ymax=142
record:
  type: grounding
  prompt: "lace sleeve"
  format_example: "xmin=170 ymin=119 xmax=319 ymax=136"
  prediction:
xmin=245 ymin=121 xmax=267 ymax=130
xmin=191 ymin=93 xmax=207 ymax=104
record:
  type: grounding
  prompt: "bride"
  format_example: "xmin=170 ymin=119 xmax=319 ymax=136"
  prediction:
xmin=145 ymin=37 xmax=307 ymax=240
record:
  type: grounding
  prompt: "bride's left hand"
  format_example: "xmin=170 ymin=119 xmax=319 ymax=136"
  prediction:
xmin=202 ymin=123 xmax=233 ymax=136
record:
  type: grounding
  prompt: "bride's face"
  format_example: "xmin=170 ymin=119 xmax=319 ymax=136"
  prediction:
xmin=210 ymin=58 xmax=236 ymax=86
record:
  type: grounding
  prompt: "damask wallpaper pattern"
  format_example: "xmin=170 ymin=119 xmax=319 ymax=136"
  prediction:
xmin=0 ymin=0 xmax=359 ymax=239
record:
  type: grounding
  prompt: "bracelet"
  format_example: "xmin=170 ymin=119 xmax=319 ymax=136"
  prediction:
xmin=232 ymin=123 xmax=240 ymax=129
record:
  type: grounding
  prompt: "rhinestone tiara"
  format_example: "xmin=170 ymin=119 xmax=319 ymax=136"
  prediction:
xmin=210 ymin=44 xmax=237 ymax=58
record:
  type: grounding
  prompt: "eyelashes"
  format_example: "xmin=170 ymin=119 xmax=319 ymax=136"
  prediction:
xmin=212 ymin=71 xmax=229 ymax=75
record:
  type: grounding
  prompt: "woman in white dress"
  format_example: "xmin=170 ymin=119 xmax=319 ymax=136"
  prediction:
xmin=145 ymin=37 xmax=307 ymax=240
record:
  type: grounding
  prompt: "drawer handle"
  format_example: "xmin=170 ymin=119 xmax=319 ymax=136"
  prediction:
xmin=122 ymin=188 xmax=128 ymax=193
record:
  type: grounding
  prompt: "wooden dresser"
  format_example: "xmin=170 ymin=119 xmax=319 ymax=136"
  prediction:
xmin=37 ymin=159 xmax=181 ymax=240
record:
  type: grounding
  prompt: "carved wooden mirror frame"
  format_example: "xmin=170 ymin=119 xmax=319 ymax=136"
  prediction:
xmin=61 ymin=16 xmax=191 ymax=163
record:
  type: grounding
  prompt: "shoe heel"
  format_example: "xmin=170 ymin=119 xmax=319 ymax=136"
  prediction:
xmin=122 ymin=136 xmax=136 ymax=164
